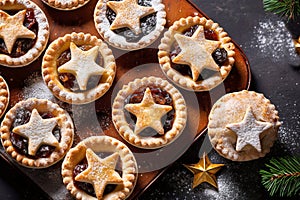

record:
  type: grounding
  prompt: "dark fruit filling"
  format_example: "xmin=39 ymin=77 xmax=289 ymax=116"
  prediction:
xmin=170 ymin=25 xmax=228 ymax=81
xmin=0 ymin=9 xmax=38 ymax=57
xmin=106 ymin=0 xmax=157 ymax=43
xmin=73 ymin=153 xmax=122 ymax=197
xmin=57 ymin=45 xmax=104 ymax=92
xmin=10 ymin=108 xmax=61 ymax=159
xmin=125 ymin=86 xmax=175 ymax=137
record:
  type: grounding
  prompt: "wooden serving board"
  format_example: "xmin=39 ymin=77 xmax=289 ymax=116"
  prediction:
xmin=0 ymin=0 xmax=251 ymax=199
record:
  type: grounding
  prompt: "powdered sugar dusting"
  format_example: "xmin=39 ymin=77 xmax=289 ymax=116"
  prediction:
xmin=22 ymin=72 xmax=55 ymax=101
xmin=277 ymin=114 xmax=300 ymax=155
xmin=249 ymin=19 xmax=300 ymax=63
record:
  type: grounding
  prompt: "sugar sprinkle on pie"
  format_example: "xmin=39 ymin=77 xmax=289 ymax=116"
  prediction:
xmin=226 ymin=106 xmax=273 ymax=152
xmin=58 ymin=42 xmax=105 ymax=91
xmin=125 ymin=87 xmax=173 ymax=135
xmin=107 ymin=0 xmax=155 ymax=34
xmin=75 ymin=149 xmax=123 ymax=199
xmin=12 ymin=108 xmax=59 ymax=156
xmin=0 ymin=10 xmax=36 ymax=54
xmin=172 ymin=25 xmax=221 ymax=82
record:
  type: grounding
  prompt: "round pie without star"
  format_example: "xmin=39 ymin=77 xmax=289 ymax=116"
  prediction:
xmin=0 ymin=98 xmax=74 ymax=168
xmin=94 ymin=0 xmax=166 ymax=50
xmin=61 ymin=135 xmax=138 ymax=200
xmin=207 ymin=90 xmax=281 ymax=161
xmin=0 ymin=0 xmax=49 ymax=67
xmin=158 ymin=16 xmax=235 ymax=91
xmin=112 ymin=76 xmax=187 ymax=149
xmin=42 ymin=32 xmax=116 ymax=104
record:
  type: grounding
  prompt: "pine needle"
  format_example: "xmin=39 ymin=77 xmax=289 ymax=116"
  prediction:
xmin=263 ymin=0 xmax=300 ymax=20
xmin=260 ymin=156 xmax=300 ymax=197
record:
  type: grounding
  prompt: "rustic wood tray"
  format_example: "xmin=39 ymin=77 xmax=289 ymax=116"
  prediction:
xmin=0 ymin=0 xmax=251 ymax=199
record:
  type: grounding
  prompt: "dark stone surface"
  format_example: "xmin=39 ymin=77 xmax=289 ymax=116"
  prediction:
xmin=0 ymin=0 xmax=299 ymax=200
xmin=139 ymin=0 xmax=300 ymax=200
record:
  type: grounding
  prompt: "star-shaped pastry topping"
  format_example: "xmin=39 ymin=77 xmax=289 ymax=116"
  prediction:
xmin=183 ymin=153 xmax=224 ymax=189
xmin=107 ymin=0 xmax=155 ymax=34
xmin=58 ymin=42 xmax=105 ymax=91
xmin=0 ymin=10 xmax=36 ymax=54
xmin=226 ymin=106 xmax=273 ymax=152
xmin=125 ymin=87 xmax=173 ymax=135
xmin=172 ymin=26 xmax=221 ymax=82
xmin=75 ymin=149 xmax=123 ymax=199
xmin=12 ymin=109 xmax=59 ymax=156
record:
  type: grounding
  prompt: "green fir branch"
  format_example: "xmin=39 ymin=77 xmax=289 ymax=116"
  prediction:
xmin=263 ymin=0 xmax=300 ymax=20
xmin=260 ymin=156 xmax=300 ymax=197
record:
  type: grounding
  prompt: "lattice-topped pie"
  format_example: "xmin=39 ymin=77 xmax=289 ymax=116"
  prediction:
xmin=0 ymin=98 xmax=74 ymax=168
xmin=42 ymin=32 xmax=116 ymax=104
xmin=94 ymin=0 xmax=166 ymax=50
xmin=62 ymin=135 xmax=137 ymax=200
xmin=0 ymin=0 xmax=49 ymax=67
xmin=207 ymin=90 xmax=281 ymax=161
xmin=112 ymin=76 xmax=187 ymax=149
xmin=158 ymin=16 xmax=235 ymax=91
xmin=41 ymin=0 xmax=90 ymax=10
xmin=0 ymin=75 xmax=9 ymax=118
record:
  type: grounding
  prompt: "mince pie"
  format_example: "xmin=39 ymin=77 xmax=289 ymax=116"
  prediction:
xmin=41 ymin=0 xmax=90 ymax=10
xmin=0 ymin=0 xmax=49 ymax=67
xmin=158 ymin=16 xmax=235 ymax=91
xmin=42 ymin=32 xmax=116 ymax=104
xmin=94 ymin=0 xmax=166 ymax=50
xmin=112 ymin=76 xmax=187 ymax=149
xmin=0 ymin=98 xmax=74 ymax=168
xmin=207 ymin=90 xmax=281 ymax=161
xmin=0 ymin=76 xmax=9 ymax=118
xmin=61 ymin=135 xmax=137 ymax=200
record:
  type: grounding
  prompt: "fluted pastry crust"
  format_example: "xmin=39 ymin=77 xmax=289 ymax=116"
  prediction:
xmin=158 ymin=16 xmax=235 ymax=91
xmin=42 ymin=32 xmax=116 ymax=104
xmin=0 ymin=0 xmax=49 ymax=67
xmin=0 ymin=98 xmax=74 ymax=168
xmin=61 ymin=135 xmax=138 ymax=200
xmin=112 ymin=76 xmax=187 ymax=149
xmin=207 ymin=90 xmax=281 ymax=161
xmin=94 ymin=0 xmax=166 ymax=50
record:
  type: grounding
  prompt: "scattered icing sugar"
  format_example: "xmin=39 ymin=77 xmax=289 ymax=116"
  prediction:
xmin=247 ymin=19 xmax=300 ymax=64
xmin=22 ymin=72 xmax=56 ymax=101
xmin=276 ymin=116 xmax=300 ymax=155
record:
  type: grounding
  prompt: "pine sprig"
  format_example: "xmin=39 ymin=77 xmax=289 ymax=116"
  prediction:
xmin=263 ymin=0 xmax=300 ymax=20
xmin=260 ymin=156 xmax=300 ymax=197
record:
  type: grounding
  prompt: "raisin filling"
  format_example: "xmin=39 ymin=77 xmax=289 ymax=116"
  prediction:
xmin=10 ymin=109 xmax=61 ymax=159
xmin=125 ymin=86 xmax=175 ymax=137
xmin=57 ymin=45 xmax=104 ymax=92
xmin=73 ymin=153 xmax=122 ymax=197
xmin=0 ymin=9 xmax=38 ymax=57
xmin=106 ymin=0 xmax=157 ymax=43
xmin=170 ymin=25 xmax=228 ymax=81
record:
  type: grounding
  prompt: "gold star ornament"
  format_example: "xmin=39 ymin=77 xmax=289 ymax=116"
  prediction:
xmin=0 ymin=10 xmax=36 ymax=54
xmin=183 ymin=153 xmax=224 ymax=189
xmin=125 ymin=87 xmax=173 ymax=135
xmin=294 ymin=37 xmax=300 ymax=55
xmin=172 ymin=25 xmax=221 ymax=82
xmin=75 ymin=149 xmax=123 ymax=199
xmin=107 ymin=0 xmax=155 ymax=34
xmin=12 ymin=109 xmax=59 ymax=156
